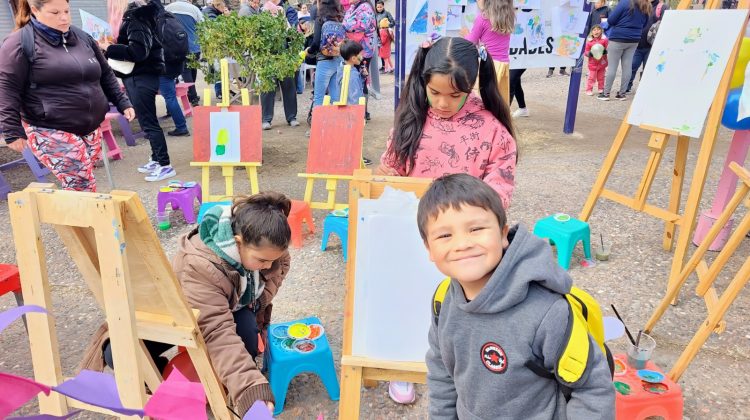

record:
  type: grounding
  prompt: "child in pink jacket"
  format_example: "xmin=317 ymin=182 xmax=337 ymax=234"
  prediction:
xmin=584 ymin=25 xmax=609 ymax=96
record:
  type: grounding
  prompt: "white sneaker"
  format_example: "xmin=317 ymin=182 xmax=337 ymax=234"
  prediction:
xmin=144 ymin=165 xmax=176 ymax=182
xmin=289 ymin=119 xmax=300 ymax=127
xmin=137 ymin=160 xmax=160 ymax=174
xmin=262 ymin=122 xmax=272 ymax=130
xmin=388 ymin=381 xmax=416 ymax=404
xmin=512 ymin=108 xmax=530 ymax=118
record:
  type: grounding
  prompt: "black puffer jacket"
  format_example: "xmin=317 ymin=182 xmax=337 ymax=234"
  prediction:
xmin=106 ymin=0 xmax=165 ymax=78
xmin=0 ymin=24 xmax=132 ymax=141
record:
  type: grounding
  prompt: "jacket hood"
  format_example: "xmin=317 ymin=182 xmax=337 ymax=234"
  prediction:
xmin=125 ymin=0 xmax=161 ymax=21
xmin=453 ymin=224 xmax=572 ymax=314
xmin=178 ymin=227 xmax=234 ymax=272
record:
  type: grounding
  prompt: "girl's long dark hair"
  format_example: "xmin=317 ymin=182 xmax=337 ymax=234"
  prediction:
xmin=317 ymin=0 xmax=344 ymax=23
xmin=390 ymin=37 xmax=515 ymax=173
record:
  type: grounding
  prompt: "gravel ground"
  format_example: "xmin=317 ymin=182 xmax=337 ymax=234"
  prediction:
xmin=1 ymin=67 xmax=748 ymax=419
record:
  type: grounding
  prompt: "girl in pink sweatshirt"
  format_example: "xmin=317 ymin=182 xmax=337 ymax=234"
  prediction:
xmin=584 ymin=25 xmax=609 ymax=96
xmin=377 ymin=37 xmax=517 ymax=209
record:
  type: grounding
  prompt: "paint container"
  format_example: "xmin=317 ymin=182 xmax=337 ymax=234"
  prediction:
xmin=613 ymin=357 xmax=627 ymax=376
xmin=553 ymin=213 xmax=571 ymax=222
xmin=281 ymin=338 xmax=296 ymax=351
xmin=637 ymin=369 xmax=665 ymax=383
xmin=596 ymin=244 xmax=611 ymax=261
xmin=614 ymin=381 xmax=631 ymax=395
xmin=156 ymin=211 xmax=170 ymax=231
xmin=293 ymin=339 xmax=316 ymax=353
xmin=271 ymin=324 xmax=289 ymax=340
xmin=288 ymin=323 xmax=311 ymax=340
xmin=307 ymin=324 xmax=325 ymax=340
xmin=627 ymin=332 xmax=656 ymax=369
xmin=642 ymin=382 xmax=669 ymax=394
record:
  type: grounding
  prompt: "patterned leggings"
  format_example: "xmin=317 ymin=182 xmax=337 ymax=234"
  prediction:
xmin=25 ymin=125 xmax=102 ymax=192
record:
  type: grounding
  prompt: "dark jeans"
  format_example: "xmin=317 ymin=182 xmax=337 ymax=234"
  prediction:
xmin=509 ymin=69 xmax=527 ymax=109
xmin=123 ymin=74 xmax=169 ymax=166
xmin=627 ymin=48 xmax=651 ymax=91
xmin=103 ymin=306 xmax=260 ymax=373
xmin=181 ymin=52 xmax=200 ymax=103
xmin=261 ymin=76 xmax=298 ymax=123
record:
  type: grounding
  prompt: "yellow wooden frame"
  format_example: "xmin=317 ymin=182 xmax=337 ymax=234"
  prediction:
xmin=191 ymin=58 xmax=261 ymax=202
xmin=299 ymin=65 xmax=367 ymax=210
xmin=644 ymin=163 xmax=750 ymax=381
xmin=8 ymin=185 xmax=231 ymax=419
xmin=338 ymin=170 xmax=434 ymax=419
xmin=579 ymin=1 xmax=749 ymax=303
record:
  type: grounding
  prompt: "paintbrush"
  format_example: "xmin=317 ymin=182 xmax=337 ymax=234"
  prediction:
xmin=636 ymin=330 xmax=643 ymax=348
xmin=611 ymin=304 xmax=636 ymax=345
xmin=600 ymin=233 xmax=604 ymax=249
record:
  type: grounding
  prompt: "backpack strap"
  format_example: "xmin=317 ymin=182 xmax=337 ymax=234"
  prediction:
xmin=431 ymin=277 xmax=451 ymax=325
xmin=20 ymin=24 xmax=37 ymax=89
xmin=556 ymin=294 xmax=593 ymax=385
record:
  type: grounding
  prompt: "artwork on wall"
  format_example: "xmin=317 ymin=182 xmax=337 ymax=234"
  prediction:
xmin=628 ymin=10 xmax=747 ymax=138
xmin=514 ymin=0 xmax=542 ymax=9
xmin=447 ymin=6 xmax=463 ymax=31
xmin=409 ymin=0 xmax=429 ymax=34
xmin=551 ymin=6 xmax=588 ymax=36
xmin=79 ymin=9 xmax=112 ymax=43
xmin=428 ymin=0 xmax=449 ymax=36
xmin=554 ymin=34 xmax=584 ymax=58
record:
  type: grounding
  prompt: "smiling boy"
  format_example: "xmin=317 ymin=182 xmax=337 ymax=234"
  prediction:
xmin=418 ymin=174 xmax=614 ymax=419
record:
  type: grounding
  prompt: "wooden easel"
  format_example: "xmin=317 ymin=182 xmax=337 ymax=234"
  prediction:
xmin=338 ymin=170 xmax=433 ymax=419
xmin=580 ymin=0 xmax=750 ymax=302
xmin=298 ymin=65 xmax=367 ymax=210
xmin=644 ymin=162 xmax=750 ymax=381
xmin=191 ymin=58 xmax=261 ymax=201
xmin=8 ymin=185 xmax=231 ymax=419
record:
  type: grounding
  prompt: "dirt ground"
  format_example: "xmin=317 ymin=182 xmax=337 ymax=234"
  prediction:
xmin=1 ymin=67 xmax=749 ymax=419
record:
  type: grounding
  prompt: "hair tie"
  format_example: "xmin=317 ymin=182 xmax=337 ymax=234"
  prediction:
xmin=421 ymin=33 xmax=442 ymax=49
xmin=478 ymin=45 xmax=488 ymax=62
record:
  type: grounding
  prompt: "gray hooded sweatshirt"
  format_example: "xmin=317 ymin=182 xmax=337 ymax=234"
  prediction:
xmin=426 ymin=224 xmax=615 ymax=420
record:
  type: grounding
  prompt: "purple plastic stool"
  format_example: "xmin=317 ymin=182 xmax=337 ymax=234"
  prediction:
xmin=0 ymin=147 xmax=51 ymax=200
xmin=157 ymin=184 xmax=203 ymax=224
xmin=108 ymin=104 xmax=145 ymax=147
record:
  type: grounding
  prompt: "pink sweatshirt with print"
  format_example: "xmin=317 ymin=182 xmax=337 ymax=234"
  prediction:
xmin=380 ymin=94 xmax=517 ymax=209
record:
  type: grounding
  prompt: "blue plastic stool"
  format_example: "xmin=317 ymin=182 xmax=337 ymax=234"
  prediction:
xmin=532 ymin=214 xmax=592 ymax=270
xmin=265 ymin=316 xmax=340 ymax=416
xmin=321 ymin=214 xmax=349 ymax=261
xmin=196 ymin=201 xmax=231 ymax=223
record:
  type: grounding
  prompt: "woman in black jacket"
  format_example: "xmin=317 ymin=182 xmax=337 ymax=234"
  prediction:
xmin=0 ymin=0 xmax=133 ymax=192
xmin=102 ymin=0 xmax=175 ymax=182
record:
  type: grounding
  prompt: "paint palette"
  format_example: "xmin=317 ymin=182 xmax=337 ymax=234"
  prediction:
xmin=307 ymin=324 xmax=324 ymax=340
xmin=614 ymin=381 xmax=631 ymax=396
xmin=637 ymin=369 xmax=665 ymax=384
xmin=293 ymin=339 xmax=316 ymax=353
xmin=287 ymin=323 xmax=311 ymax=340
xmin=271 ymin=324 xmax=289 ymax=340
xmin=553 ymin=213 xmax=571 ymax=222
xmin=613 ymin=357 xmax=627 ymax=376
xmin=642 ymin=381 xmax=669 ymax=394
xmin=280 ymin=338 xmax=296 ymax=351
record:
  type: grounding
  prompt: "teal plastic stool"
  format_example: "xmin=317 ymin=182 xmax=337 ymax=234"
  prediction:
xmin=532 ymin=214 xmax=592 ymax=270
xmin=196 ymin=201 xmax=231 ymax=223
xmin=265 ymin=316 xmax=340 ymax=416
xmin=321 ymin=214 xmax=349 ymax=261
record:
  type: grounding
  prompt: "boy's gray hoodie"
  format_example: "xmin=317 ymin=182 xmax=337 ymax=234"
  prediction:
xmin=426 ymin=224 xmax=615 ymax=419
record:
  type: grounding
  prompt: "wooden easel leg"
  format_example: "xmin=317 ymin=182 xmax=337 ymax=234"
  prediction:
xmin=634 ymin=133 xmax=669 ymax=211
xmin=94 ymin=212 xmax=148 ymax=412
xmin=696 ymin=212 xmax=750 ymax=296
xmin=222 ymin=166 xmax=235 ymax=198
xmin=325 ymin=179 xmax=338 ymax=210
xmin=186 ymin=340 xmax=232 ymax=420
xmin=245 ymin=167 xmax=259 ymax=195
xmin=138 ymin=340 xmax=163 ymax=393
xmin=663 ymin=135 xmax=689 ymax=251
xmin=363 ymin=379 xmax=378 ymax=388
xmin=8 ymin=192 xmax=68 ymax=415
xmin=338 ymin=365 xmax=363 ymax=420
xmin=668 ymin=255 xmax=750 ymax=382
xmin=579 ymin=116 xmax=632 ymax=221
xmin=201 ymin=166 xmax=211 ymax=202
xmin=303 ymin=178 xmax=315 ymax=203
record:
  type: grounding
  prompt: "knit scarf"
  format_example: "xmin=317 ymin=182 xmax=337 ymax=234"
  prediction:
xmin=31 ymin=17 xmax=64 ymax=45
xmin=199 ymin=205 xmax=261 ymax=310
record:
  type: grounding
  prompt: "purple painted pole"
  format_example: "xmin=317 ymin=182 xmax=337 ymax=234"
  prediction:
xmin=563 ymin=1 xmax=593 ymax=134
xmin=395 ymin=0 xmax=407 ymax=109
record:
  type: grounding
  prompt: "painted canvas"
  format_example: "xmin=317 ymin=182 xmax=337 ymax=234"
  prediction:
xmin=509 ymin=21 xmax=526 ymax=48
xmin=451 ymin=0 xmax=468 ymax=5
xmin=447 ymin=6 xmax=463 ymax=31
xmin=209 ymin=111 xmax=241 ymax=162
xmin=628 ymin=10 xmax=748 ymax=138
xmin=552 ymin=6 xmax=588 ymax=36
xmin=79 ymin=9 xmax=112 ymax=43
xmin=428 ymin=0 xmax=449 ymax=36
xmin=517 ymin=10 xmax=547 ymax=48
xmin=553 ymin=33 xmax=584 ymax=58
xmin=514 ymin=0 xmax=542 ymax=9
xmin=409 ymin=0 xmax=429 ymax=34
xmin=462 ymin=3 xmax=479 ymax=29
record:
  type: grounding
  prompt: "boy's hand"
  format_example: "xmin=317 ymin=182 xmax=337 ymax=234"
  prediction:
xmin=266 ymin=401 xmax=275 ymax=412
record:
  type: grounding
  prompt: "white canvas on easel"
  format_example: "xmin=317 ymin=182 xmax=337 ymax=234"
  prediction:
xmin=628 ymin=10 xmax=747 ymax=138
xmin=352 ymin=194 xmax=444 ymax=362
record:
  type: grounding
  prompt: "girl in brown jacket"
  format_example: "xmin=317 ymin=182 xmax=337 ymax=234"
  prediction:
xmin=104 ymin=192 xmax=292 ymax=416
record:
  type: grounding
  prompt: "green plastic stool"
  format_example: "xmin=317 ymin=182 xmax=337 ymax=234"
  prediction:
xmin=532 ymin=214 xmax=591 ymax=270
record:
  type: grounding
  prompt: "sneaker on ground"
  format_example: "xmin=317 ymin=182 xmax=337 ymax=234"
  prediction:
xmin=597 ymin=93 xmax=610 ymax=101
xmin=168 ymin=128 xmax=190 ymax=137
xmin=615 ymin=92 xmax=628 ymax=101
xmin=137 ymin=160 xmax=160 ymax=174
xmin=362 ymin=157 xmax=372 ymax=166
xmin=388 ymin=381 xmax=416 ymax=405
xmin=546 ymin=69 xmax=553 ymax=78
xmin=262 ymin=122 xmax=272 ymax=130
xmin=365 ymin=112 xmax=371 ymax=121
xmin=512 ymin=108 xmax=529 ymax=118
xmin=145 ymin=165 xmax=176 ymax=182
xmin=560 ymin=68 xmax=568 ymax=75
xmin=585 ymin=90 xmax=594 ymax=96
xmin=289 ymin=119 xmax=300 ymax=127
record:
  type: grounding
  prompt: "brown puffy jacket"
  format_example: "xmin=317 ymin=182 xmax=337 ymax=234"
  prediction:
xmin=172 ymin=227 xmax=291 ymax=416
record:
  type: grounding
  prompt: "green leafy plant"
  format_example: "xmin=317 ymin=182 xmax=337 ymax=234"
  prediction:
xmin=193 ymin=12 xmax=304 ymax=103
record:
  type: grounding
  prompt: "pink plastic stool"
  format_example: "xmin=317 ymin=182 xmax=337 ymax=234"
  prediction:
xmin=175 ymin=82 xmax=195 ymax=117
xmin=287 ymin=200 xmax=315 ymax=248
xmin=100 ymin=115 xmax=124 ymax=160
xmin=157 ymin=184 xmax=202 ymax=224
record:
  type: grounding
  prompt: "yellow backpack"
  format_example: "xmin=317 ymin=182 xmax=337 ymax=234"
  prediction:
xmin=432 ymin=278 xmax=613 ymax=389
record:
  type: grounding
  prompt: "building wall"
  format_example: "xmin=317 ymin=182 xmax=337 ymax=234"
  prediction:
xmin=1 ymin=0 xmax=109 ymax=38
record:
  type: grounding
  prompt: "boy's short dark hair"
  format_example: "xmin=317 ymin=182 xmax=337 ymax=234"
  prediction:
xmin=376 ymin=0 xmax=384 ymax=5
xmin=340 ymin=39 xmax=363 ymax=61
xmin=417 ymin=174 xmax=507 ymax=241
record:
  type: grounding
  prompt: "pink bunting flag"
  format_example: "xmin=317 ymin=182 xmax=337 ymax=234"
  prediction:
xmin=0 ymin=373 xmax=52 ymax=418
xmin=144 ymin=367 xmax=207 ymax=420
xmin=243 ymin=400 xmax=273 ymax=420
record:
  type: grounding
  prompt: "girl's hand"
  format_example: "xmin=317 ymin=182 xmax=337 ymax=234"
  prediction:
xmin=375 ymin=163 xmax=399 ymax=176
xmin=266 ymin=401 xmax=275 ymax=412
xmin=123 ymin=107 xmax=136 ymax=121
xmin=98 ymin=39 xmax=111 ymax=51
xmin=7 ymin=138 xmax=26 ymax=152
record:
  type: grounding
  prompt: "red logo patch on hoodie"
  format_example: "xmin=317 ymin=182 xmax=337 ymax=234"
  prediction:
xmin=481 ymin=342 xmax=508 ymax=374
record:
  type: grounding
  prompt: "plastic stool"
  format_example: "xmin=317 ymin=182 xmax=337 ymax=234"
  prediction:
xmin=175 ymin=82 xmax=195 ymax=117
xmin=613 ymin=354 xmax=683 ymax=420
xmin=265 ymin=316 xmax=339 ymax=416
xmin=532 ymin=214 xmax=591 ymax=270
xmin=197 ymin=201 xmax=232 ymax=224
xmin=0 ymin=264 xmax=26 ymax=329
xmin=101 ymin=114 xmax=124 ymax=160
xmin=288 ymin=200 xmax=315 ymax=248
xmin=157 ymin=184 xmax=202 ymax=224
xmin=321 ymin=214 xmax=349 ymax=261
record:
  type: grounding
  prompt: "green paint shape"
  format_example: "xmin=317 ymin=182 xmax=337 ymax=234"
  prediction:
xmin=217 ymin=128 xmax=229 ymax=145
xmin=216 ymin=145 xmax=226 ymax=155
xmin=614 ymin=381 xmax=631 ymax=396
